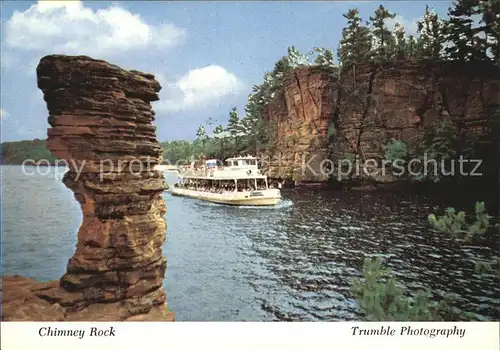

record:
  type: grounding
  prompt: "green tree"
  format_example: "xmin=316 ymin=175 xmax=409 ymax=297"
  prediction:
xmin=369 ymin=5 xmax=396 ymax=61
xmin=338 ymin=8 xmax=372 ymax=68
xmin=286 ymin=46 xmax=312 ymax=68
xmin=1 ymin=139 xmax=57 ymax=165
xmin=416 ymin=5 xmax=444 ymax=59
xmin=406 ymin=34 xmax=418 ymax=58
xmin=392 ymin=22 xmax=407 ymax=59
xmin=195 ymin=125 xmax=208 ymax=154
xmin=443 ymin=0 xmax=487 ymax=61
xmin=227 ymin=107 xmax=244 ymax=153
xmin=212 ymin=124 xmax=228 ymax=159
xmin=478 ymin=0 xmax=500 ymax=64
xmin=240 ymin=114 xmax=275 ymax=155
xmin=313 ymin=47 xmax=337 ymax=69
xmin=383 ymin=138 xmax=409 ymax=165
xmin=351 ymin=257 xmax=447 ymax=321
xmin=411 ymin=120 xmax=460 ymax=183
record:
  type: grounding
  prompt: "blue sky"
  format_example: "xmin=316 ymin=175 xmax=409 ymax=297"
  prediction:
xmin=0 ymin=1 xmax=453 ymax=142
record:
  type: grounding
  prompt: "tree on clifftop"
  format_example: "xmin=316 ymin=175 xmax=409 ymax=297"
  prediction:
xmin=416 ymin=5 xmax=444 ymax=60
xmin=392 ymin=22 xmax=407 ymax=60
xmin=227 ymin=107 xmax=244 ymax=153
xmin=369 ymin=5 xmax=396 ymax=62
xmin=338 ymin=8 xmax=372 ymax=68
xmin=479 ymin=0 xmax=500 ymax=64
xmin=240 ymin=113 xmax=275 ymax=156
xmin=406 ymin=34 xmax=418 ymax=58
xmin=443 ymin=0 xmax=487 ymax=61
xmin=287 ymin=46 xmax=312 ymax=68
xmin=313 ymin=47 xmax=337 ymax=69
xmin=212 ymin=124 xmax=228 ymax=159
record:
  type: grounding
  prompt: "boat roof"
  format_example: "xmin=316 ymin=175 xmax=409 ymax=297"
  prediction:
xmin=182 ymin=175 xmax=267 ymax=180
xmin=225 ymin=155 xmax=258 ymax=161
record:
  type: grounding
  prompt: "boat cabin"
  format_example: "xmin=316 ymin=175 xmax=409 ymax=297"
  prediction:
xmin=205 ymin=159 xmax=219 ymax=168
xmin=223 ymin=156 xmax=258 ymax=169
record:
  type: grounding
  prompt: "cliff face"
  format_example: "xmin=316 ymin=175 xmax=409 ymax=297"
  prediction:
xmin=1 ymin=55 xmax=173 ymax=321
xmin=263 ymin=61 xmax=500 ymax=184
xmin=262 ymin=66 xmax=336 ymax=182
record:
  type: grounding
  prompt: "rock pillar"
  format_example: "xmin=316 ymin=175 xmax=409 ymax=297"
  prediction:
xmin=1 ymin=55 xmax=172 ymax=321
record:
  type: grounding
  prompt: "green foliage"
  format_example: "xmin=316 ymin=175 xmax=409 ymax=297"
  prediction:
xmin=428 ymin=201 xmax=492 ymax=242
xmin=475 ymin=257 xmax=500 ymax=277
xmin=392 ymin=22 xmax=406 ymax=60
xmin=416 ymin=5 xmax=444 ymax=60
xmin=411 ymin=119 xmax=459 ymax=183
xmin=353 ymin=201 xmax=498 ymax=321
xmin=352 ymin=256 xmax=482 ymax=321
xmin=369 ymin=5 xmax=396 ymax=62
xmin=481 ymin=0 xmax=500 ymax=64
xmin=327 ymin=123 xmax=337 ymax=139
xmin=338 ymin=8 xmax=372 ymax=68
xmin=196 ymin=125 xmax=208 ymax=141
xmin=313 ymin=47 xmax=337 ymax=69
xmin=406 ymin=34 xmax=418 ymax=58
xmin=383 ymin=138 xmax=409 ymax=164
xmin=351 ymin=257 xmax=445 ymax=321
xmin=428 ymin=201 xmax=499 ymax=279
xmin=443 ymin=0 xmax=489 ymax=62
xmin=1 ymin=139 xmax=57 ymax=165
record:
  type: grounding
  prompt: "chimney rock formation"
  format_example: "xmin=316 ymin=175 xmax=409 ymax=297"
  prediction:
xmin=1 ymin=55 xmax=173 ymax=321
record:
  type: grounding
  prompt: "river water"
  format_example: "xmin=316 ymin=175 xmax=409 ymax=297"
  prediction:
xmin=1 ymin=165 xmax=499 ymax=321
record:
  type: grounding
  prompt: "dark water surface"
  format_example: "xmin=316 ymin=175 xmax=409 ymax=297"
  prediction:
xmin=1 ymin=165 xmax=499 ymax=321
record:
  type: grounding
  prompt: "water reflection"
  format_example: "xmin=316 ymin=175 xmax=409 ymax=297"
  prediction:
xmin=1 ymin=166 xmax=499 ymax=321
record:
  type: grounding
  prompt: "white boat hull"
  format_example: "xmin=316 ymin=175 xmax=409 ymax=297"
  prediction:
xmin=169 ymin=188 xmax=281 ymax=206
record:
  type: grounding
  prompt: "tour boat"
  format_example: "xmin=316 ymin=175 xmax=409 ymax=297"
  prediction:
xmin=170 ymin=156 xmax=282 ymax=206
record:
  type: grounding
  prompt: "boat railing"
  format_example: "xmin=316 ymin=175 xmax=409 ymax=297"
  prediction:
xmin=179 ymin=166 xmax=263 ymax=178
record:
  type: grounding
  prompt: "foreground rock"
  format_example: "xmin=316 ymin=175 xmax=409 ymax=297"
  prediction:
xmin=1 ymin=55 xmax=173 ymax=321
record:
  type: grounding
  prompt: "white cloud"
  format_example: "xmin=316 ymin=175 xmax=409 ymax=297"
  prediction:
xmin=0 ymin=108 xmax=9 ymax=119
xmin=3 ymin=1 xmax=186 ymax=57
xmin=387 ymin=15 xmax=418 ymax=36
xmin=155 ymin=65 xmax=244 ymax=112
xmin=0 ymin=51 xmax=14 ymax=69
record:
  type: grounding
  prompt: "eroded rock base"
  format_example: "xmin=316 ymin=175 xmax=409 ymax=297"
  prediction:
xmin=1 ymin=276 xmax=174 ymax=321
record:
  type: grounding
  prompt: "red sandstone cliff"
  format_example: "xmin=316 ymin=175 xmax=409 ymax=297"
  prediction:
xmin=262 ymin=66 xmax=336 ymax=182
xmin=262 ymin=60 xmax=500 ymax=184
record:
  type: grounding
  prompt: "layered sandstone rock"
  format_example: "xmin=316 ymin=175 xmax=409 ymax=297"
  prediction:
xmin=1 ymin=55 xmax=173 ymax=321
xmin=263 ymin=60 xmax=500 ymax=185
xmin=262 ymin=66 xmax=336 ymax=182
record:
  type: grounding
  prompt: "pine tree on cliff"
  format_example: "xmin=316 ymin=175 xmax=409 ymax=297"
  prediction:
xmin=369 ymin=5 xmax=396 ymax=62
xmin=240 ymin=113 xmax=274 ymax=156
xmin=313 ymin=47 xmax=337 ymax=69
xmin=416 ymin=5 xmax=444 ymax=60
xmin=392 ymin=22 xmax=406 ymax=60
xmin=478 ymin=0 xmax=500 ymax=65
xmin=227 ymin=107 xmax=244 ymax=154
xmin=338 ymin=8 xmax=372 ymax=68
xmin=443 ymin=0 xmax=487 ymax=61
xmin=269 ymin=56 xmax=290 ymax=97
xmin=213 ymin=124 xmax=227 ymax=159
xmin=406 ymin=35 xmax=418 ymax=58
xmin=287 ymin=46 xmax=312 ymax=68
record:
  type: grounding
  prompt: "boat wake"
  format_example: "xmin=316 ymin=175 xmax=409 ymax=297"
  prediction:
xmin=195 ymin=198 xmax=294 ymax=210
